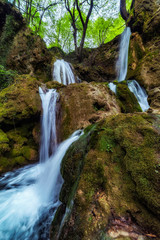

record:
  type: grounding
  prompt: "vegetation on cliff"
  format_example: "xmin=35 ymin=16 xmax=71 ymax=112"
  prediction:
xmin=0 ymin=0 xmax=159 ymax=239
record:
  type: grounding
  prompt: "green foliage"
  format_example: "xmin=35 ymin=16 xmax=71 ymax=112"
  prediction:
xmin=89 ymin=15 xmax=125 ymax=47
xmin=47 ymin=13 xmax=73 ymax=52
xmin=0 ymin=65 xmax=16 ymax=90
xmin=11 ymin=0 xmax=133 ymax=52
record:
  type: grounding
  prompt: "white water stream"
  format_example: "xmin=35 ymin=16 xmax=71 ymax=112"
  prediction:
xmin=116 ymin=27 xmax=131 ymax=82
xmin=108 ymin=27 xmax=149 ymax=112
xmin=0 ymin=87 xmax=83 ymax=240
xmin=108 ymin=82 xmax=117 ymax=94
xmin=127 ymin=80 xmax=150 ymax=112
xmin=53 ymin=59 xmax=76 ymax=85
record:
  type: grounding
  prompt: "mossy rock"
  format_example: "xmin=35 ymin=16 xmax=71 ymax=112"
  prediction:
xmin=58 ymin=82 xmax=120 ymax=140
xmin=0 ymin=74 xmax=41 ymax=125
xmin=0 ymin=74 xmax=40 ymax=173
xmin=116 ymin=82 xmax=142 ymax=113
xmin=51 ymin=113 xmax=160 ymax=240
xmin=0 ymin=123 xmax=39 ymax=173
xmin=0 ymin=156 xmax=27 ymax=172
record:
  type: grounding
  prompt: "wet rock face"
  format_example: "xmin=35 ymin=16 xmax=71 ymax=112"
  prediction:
xmin=52 ymin=113 xmax=160 ymax=240
xmin=131 ymin=0 xmax=160 ymax=41
xmin=148 ymin=87 xmax=160 ymax=114
xmin=58 ymin=81 xmax=121 ymax=140
xmin=127 ymin=32 xmax=160 ymax=113
xmin=0 ymin=1 xmax=52 ymax=81
xmin=0 ymin=0 xmax=24 ymax=66
xmin=73 ymin=36 xmax=120 ymax=83
xmin=0 ymin=75 xmax=41 ymax=173
xmin=6 ymin=28 xmax=52 ymax=81
xmin=127 ymin=0 xmax=160 ymax=114
xmin=116 ymin=81 xmax=142 ymax=113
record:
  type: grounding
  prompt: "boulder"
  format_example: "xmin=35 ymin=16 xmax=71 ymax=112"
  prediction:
xmin=51 ymin=113 xmax=160 ymax=240
xmin=57 ymin=81 xmax=121 ymax=140
xmin=0 ymin=74 xmax=41 ymax=172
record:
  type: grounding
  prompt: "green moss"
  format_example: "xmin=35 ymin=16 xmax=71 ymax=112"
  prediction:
xmin=0 ymin=65 xmax=16 ymax=90
xmin=60 ymin=132 xmax=90 ymax=205
xmin=0 ymin=156 xmax=26 ymax=172
xmin=116 ymin=82 xmax=142 ymax=113
xmin=7 ymin=130 xmax=27 ymax=146
xmin=0 ymin=129 xmax=9 ymax=143
xmin=0 ymin=74 xmax=41 ymax=125
xmin=52 ymin=113 xmax=160 ymax=239
xmin=0 ymin=129 xmax=10 ymax=153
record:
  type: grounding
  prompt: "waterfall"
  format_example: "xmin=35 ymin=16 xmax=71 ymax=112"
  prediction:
xmin=39 ymin=87 xmax=58 ymax=162
xmin=108 ymin=27 xmax=149 ymax=111
xmin=116 ymin=27 xmax=131 ymax=82
xmin=53 ymin=59 xmax=76 ymax=85
xmin=0 ymin=87 xmax=83 ymax=239
xmin=108 ymin=27 xmax=131 ymax=93
xmin=127 ymin=80 xmax=150 ymax=112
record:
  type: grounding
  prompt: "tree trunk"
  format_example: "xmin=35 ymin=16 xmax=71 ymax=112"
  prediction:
xmin=120 ymin=0 xmax=135 ymax=21
xmin=120 ymin=0 xmax=129 ymax=21
xmin=78 ymin=25 xmax=87 ymax=61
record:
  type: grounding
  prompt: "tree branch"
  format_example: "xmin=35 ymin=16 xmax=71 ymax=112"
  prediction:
xmin=120 ymin=0 xmax=129 ymax=21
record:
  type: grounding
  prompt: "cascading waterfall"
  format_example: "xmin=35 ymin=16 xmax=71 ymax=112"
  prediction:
xmin=0 ymin=87 xmax=83 ymax=240
xmin=108 ymin=27 xmax=149 ymax=111
xmin=116 ymin=27 xmax=131 ymax=82
xmin=39 ymin=87 xmax=58 ymax=161
xmin=109 ymin=27 xmax=131 ymax=93
xmin=53 ymin=59 xmax=76 ymax=85
xmin=127 ymin=80 xmax=150 ymax=112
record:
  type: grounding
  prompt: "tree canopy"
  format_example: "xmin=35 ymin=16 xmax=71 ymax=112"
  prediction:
xmin=9 ymin=0 xmax=133 ymax=55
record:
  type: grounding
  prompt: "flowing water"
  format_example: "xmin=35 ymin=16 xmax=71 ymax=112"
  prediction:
xmin=109 ymin=27 xmax=131 ymax=93
xmin=0 ymin=87 xmax=83 ymax=240
xmin=39 ymin=87 xmax=58 ymax=161
xmin=53 ymin=59 xmax=76 ymax=85
xmin=108 ymin=83 xmax=117 ymax=94
xmin=116 ymin=27 xmax=131 ymax=82
xmin=108 ymin=27 xmax=149 ymax=111
xmin=127 ymin=80 xmax=150 ymax=112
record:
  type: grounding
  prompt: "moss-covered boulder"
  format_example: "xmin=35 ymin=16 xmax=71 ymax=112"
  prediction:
xmin=51 ymin=113 xmax=160 ymax=240
xmin=0 ymin=74 xmax=41 ymax=125
xmin=116 ymin=81 xmax=142 ymax=113
xmin=58 ymin=81 xmax=121 ymax=140
xmin=0 ymin=74 xmax=41 ymax=172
